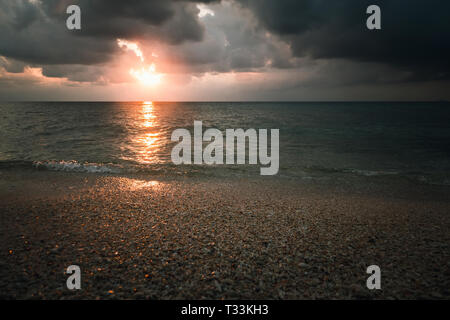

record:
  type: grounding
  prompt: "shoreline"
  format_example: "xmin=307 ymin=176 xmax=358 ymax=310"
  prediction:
xmin=1 ymin=170 xmax=449 ymax=299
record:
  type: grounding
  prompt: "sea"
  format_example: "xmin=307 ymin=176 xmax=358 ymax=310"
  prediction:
xmin=1 ymin=101 xmax=450 ymax=185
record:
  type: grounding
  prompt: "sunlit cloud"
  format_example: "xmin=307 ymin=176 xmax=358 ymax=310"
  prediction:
xmin=117 ymin=39 xmax=145 ymax=62
xmin=197 ymin=4 xmax=215 ymax=18
xmin=0 ymin=64 xmax=67 ymax=85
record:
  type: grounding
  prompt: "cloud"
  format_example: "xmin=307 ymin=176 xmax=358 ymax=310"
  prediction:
xmin=0 ymin=64 xmax=67 ymax=87
xmin=117 ymin=39 xmax=145 ymax=62
xmin=237 ymin=0 xmax=450 ymax=80
xmin=159 ymin=1 xmax=296 ymax=74
xmin=3 ymin=0 xmax=449 ymax=79
xmin=0 ymin=0 xmax=215 ymax=66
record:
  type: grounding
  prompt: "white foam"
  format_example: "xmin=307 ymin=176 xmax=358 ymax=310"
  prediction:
xmin=33 ymin=160 xmax=121 ymax=173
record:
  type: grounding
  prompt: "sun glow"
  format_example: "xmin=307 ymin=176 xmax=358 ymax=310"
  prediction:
xmin=116 ymin=38 xmax=163 ymax=86
xmin=130 ymin=63 xmax=162 ymax=86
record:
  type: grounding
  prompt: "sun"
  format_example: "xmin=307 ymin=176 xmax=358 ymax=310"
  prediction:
xmin=130 ymin=63 xmax=162 ymax=86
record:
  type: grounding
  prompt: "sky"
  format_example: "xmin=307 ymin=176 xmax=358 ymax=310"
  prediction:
xmin=0 ymin=0 xmax=449 ymax=101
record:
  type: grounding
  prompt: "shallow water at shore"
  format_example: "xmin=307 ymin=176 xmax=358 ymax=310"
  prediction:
xmin=1 ymin=101 xmax=450 ymax=185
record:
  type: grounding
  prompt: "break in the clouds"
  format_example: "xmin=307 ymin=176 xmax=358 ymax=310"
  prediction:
xmin=0 ymin=0 xmax=450 ymax=101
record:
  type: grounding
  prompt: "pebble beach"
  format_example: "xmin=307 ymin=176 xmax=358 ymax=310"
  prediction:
xmin=1 ymin=169 xmax=449 ymax=299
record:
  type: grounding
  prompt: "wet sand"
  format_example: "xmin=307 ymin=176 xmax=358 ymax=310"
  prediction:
xmin=1 ymin=169 xmax=449 ymax=299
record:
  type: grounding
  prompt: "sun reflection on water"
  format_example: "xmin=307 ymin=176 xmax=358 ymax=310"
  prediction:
xmin=124 ymin=101 xmax=163 ymax=164
xmin=134 ymin=132 xmax=160 ymax=164
xmin=142 ymin=101 xmax=156 ymax=128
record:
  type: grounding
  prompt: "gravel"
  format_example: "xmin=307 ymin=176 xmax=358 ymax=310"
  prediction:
xmin=0 ymin=170 xmax=449 ymax=299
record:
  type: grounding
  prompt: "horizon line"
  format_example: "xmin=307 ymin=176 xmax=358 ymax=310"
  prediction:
xmin=1 ymin=100 xmax=449 ymax=103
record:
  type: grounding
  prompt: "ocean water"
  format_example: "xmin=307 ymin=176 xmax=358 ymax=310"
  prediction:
xmin=1 ymin=101 xmax=450 ymax=184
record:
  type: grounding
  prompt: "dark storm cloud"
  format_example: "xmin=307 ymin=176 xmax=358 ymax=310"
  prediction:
xmin=41 ymin=0 xmax=217 ymax=42
xmin=0 ymin=0 xmax=216 ymax=66
xmin=237 ymin=0 xmax=450 ymax=80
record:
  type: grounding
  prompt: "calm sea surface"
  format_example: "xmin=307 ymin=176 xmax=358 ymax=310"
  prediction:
xmin=1 ymin=101 xmax=449 ymax=184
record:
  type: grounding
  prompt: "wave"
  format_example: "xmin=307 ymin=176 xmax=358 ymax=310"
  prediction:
xmin=32 ymin=160 xmax=122 ymax=173
xmin=414 ymin=175 xmax=450 ymax=186
xmin=0 ymin=159 xmax=192 ymax=175
xmin=304 ymin=165 xmax=399 ymax=177
xmin=1 ymin=160 xmax=450 ymax=186
xmin=341 ymin=168 xmax=400 ymax=177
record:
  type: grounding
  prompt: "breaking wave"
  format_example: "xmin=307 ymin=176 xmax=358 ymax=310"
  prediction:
xmin=33 ymin=160 xmax=122 ymax=173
